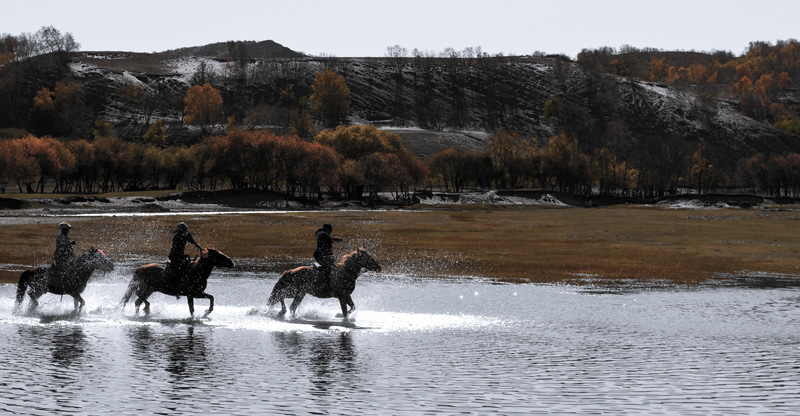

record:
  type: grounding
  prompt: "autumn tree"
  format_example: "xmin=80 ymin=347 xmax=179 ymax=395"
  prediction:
xmin=92 ymin=119 xmax=115 ymax=140
xmin=315 ymin=124 xmax=426 ymax=198
xmin=143 ymin=119 xmax=168 ymax=145
xmin=184 ymin=83 xmax=224 ymax=135
xmin=540 ymin=134 xmax=590 ymax=193
xmin=427 ymin=148 xmax=487 ymax=192
xmin=0 ymin=139 xmax=37 ymax=192
xmin=542 ymin=96 xmax=565 ymax=132
xmin=310 ymin=70 xmax=350 ymax=126
xmin=315 ymin=124 xmax=404 ymax=160
xmin=484 ymin=129 xmax=535 ymax=188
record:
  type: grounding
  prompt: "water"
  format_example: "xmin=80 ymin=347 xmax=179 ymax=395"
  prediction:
xmin=1 ymin=268 xmax=799 ymax=415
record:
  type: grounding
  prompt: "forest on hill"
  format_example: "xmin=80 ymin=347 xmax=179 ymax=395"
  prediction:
xmin=1 ymin=26 xmax=800 ymax=200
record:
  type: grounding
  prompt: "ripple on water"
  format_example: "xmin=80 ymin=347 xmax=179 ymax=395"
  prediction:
xmin=0 ymin=278 xmax=799 ymax=414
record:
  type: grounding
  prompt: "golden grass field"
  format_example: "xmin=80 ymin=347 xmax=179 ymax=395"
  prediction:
xmin=3 ymin=203 xmax=800 ymax=285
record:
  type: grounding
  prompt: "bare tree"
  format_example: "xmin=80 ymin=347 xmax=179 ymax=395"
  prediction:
xmin=385 ymin=45 xmax=408 ymax=124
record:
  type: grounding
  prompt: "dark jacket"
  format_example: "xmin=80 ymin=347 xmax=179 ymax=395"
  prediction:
xmin=53 ymin=232 xmax=75 ymax=268
xmin=314 ymin=228 xmax=342 ymax=267
xmin=169 ymin=232 xmax=200 ymax=265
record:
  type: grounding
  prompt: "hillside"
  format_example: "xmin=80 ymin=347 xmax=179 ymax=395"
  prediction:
xmin=64 ymin=50 xmax=800 ymax=174
xmin=2 ymin=36 xmax=800 ymax=197
xmin=162 ymin=40 xmax=306 ymax=59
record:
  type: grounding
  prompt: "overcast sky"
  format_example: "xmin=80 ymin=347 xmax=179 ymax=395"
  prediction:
xmin=4 ymin=0 xmax=799 ymax=58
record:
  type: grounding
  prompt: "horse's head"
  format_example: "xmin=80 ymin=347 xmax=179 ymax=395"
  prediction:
xmin=84 ymin=247 xmax=114 ymax=273
xmin=352 ymin=247 xmax=382 ymax=272
xmin=201 ymin=248 xmax=235 ymax=268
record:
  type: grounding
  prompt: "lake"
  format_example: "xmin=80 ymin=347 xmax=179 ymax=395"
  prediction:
xmin=1 ymin=266 xmax=798 ymax=415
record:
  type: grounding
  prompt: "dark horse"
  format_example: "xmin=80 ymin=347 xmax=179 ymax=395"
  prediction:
xmin=268 ymin=248 xmax=381 ymax=319
xmin=121 ymin=248 xmax=234 ymax=318
xmin=15 ymin=248 xmax=114 ymax=313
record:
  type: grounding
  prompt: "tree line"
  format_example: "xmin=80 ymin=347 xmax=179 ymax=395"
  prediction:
xmin=577 ymin=40 xmax=800 ymax=131
xmin=4 ymin=125 xmax=775 ymax=200
xmin=0 ymin=125 xmax=427 ymax=199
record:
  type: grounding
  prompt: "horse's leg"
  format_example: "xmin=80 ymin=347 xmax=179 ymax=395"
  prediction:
xmin=289 ymin=294 xmax=306 ymax=316
xmin=193 ymin=293 xmax=214 ymax=318
xmin=276 ymin=298 xmax=288 ymax=317
xmin=338 ymin=298 xmax=349 ymax=319
xmin=27 ymin=293 xmax=40 ymax=314
xmin=345 ymin=294 xmax=356 ymax=315
xmin=337 ymin=295 xmax=355 ymax=319
xmin=134 ymin=296 xmax=151 ymax=315
xmin=72 ymin=294 xmax=85 ymax=312
xmin=187 ymin=296 xmax=195 ymax=317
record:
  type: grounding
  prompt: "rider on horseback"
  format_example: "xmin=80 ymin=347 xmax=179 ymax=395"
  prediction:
xmin=165 ymin=222 xmax=202 ymax=286
xmin=52 ymin=222 xmax=76 ymax=280
xmin=314 ymin=223 xmax=342 ymax=293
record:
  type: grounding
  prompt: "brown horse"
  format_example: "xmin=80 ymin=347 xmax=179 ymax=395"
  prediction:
xmin=15 ymin=248 xmax=114 ymax=313
xmin=121 ymin=248 xmax=234 ymax=318
xmin=268 ymin=248 xmax=381 ymax=319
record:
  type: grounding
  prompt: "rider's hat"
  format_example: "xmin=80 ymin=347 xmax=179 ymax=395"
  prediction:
xmin=173 ymin=222 xmax=188 ymax=233
xmin=322 ymin=223 xmax=332 ymax=232
xmin=58 ymin=222 xmax=71 ymax=230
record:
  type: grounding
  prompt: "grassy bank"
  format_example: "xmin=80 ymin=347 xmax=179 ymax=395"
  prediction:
xmin=2 ymin=205 xmax=800 ymax=284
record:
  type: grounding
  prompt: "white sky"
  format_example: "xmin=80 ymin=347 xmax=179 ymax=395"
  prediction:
xmin=3 ymin=0 xmax=799 ymax=58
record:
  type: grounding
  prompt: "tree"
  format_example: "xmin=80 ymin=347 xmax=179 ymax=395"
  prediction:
xmin=427 ymin=148 xmax=485 ymax=192
xmin=184 ymin=83 xmax=224 ymax=135
xmin=315 ymin=124 xmax=426 ymax=199
xmin=484 ymin=129 xmax=534 ymax=188
xmin=540 ymin=134 xmax=590 ymax=193
xmin=385 ymin=44 xmax=408 ymax=123
xmin=542 ymin=96 xmax=565 ymax=131
xmin=315 ymin=124 xmax=404 ymax=160
xmin=143 ymin=119 xmax=168 ymax=145
xmin=310 ymin=70 xmax=350 ymax=126
xmin=92 ymin=119 xmax=115 ymax=140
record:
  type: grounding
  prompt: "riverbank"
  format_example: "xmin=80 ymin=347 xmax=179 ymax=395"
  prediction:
xmin=3 ymin=188 xmax=799 ymax=215
xmin=3 ymin=191 xmax=800 ymax=286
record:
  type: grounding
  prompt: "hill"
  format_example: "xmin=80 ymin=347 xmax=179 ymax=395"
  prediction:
xmin=162 ymin=40 xmax=306 ymax=59
xmin=64 ymin=50 xmax=800 ymax=172
xmin=3 ymin=39 xmax=800 ymax=194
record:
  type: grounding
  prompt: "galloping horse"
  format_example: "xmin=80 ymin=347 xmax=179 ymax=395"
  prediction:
xmin=15 ymin=248 xmax=114 ymax=313
xmin=121 ymin=248 xmax=234 ymax=318
xmin=268 ymin=248 xmax=381 ymax=319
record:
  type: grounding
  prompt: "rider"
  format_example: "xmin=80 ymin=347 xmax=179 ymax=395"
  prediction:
xmin=313 ymin=223 xmax=342 ymax=293
xmin=165 ymin=222 xmax=202 ymax=285
xmin=52 ymin=222 xmax=76 ymax=279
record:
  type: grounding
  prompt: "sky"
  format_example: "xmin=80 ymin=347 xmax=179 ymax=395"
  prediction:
xmin=3 ymin=0 xmax=799 ymax=58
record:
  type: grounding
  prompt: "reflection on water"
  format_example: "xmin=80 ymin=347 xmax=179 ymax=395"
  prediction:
xmin=272 ymin=331 xmax=359 ymax=397
xmin=0 ymin=278 xmax=798 ymax=414
xmin=126 ymin=324 xmax=215 ymax=387
xmin=18 ymin=325 xmax=88 ymax=369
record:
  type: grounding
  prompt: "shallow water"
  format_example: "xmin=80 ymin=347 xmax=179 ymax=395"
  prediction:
xmin=1 ymin=268 xmax=799 ymax=415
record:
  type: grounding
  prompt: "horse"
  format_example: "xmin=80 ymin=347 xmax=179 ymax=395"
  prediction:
xmin=268 ymin=248 xmax=381 ymax=319
xmin=121 ymin=248 xmax=234 ymax=318
xmin=15 ymin=248 xmax=114 ymax=313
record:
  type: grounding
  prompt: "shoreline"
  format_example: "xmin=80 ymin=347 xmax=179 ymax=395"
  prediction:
xmin=3 ymin=190 xmax=800 ymax=287
xmin=3 ymin=188 xmax=799 ymax=215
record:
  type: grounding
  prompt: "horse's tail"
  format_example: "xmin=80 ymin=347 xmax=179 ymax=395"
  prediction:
xmin=120 ymin=268 xmax=143 ymax=308
xmin=15 ymin=270 xmax=34 ymax=305
xmin=268 ymin=269 xmax=294 ymax=306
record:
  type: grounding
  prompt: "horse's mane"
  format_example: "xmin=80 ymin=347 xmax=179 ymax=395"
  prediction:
xmin=194 ymin=247 xmax=215 ymax=264
xmin=336 ymin=249 xmax=361 ymax=267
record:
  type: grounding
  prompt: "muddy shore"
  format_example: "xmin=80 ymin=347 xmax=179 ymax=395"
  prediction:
xmin=3 ymin=189 xmax=800 ymax=287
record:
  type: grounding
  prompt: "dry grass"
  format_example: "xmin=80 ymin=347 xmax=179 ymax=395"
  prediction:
xmin=3 ymin=205 xmax=800 ymax=284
